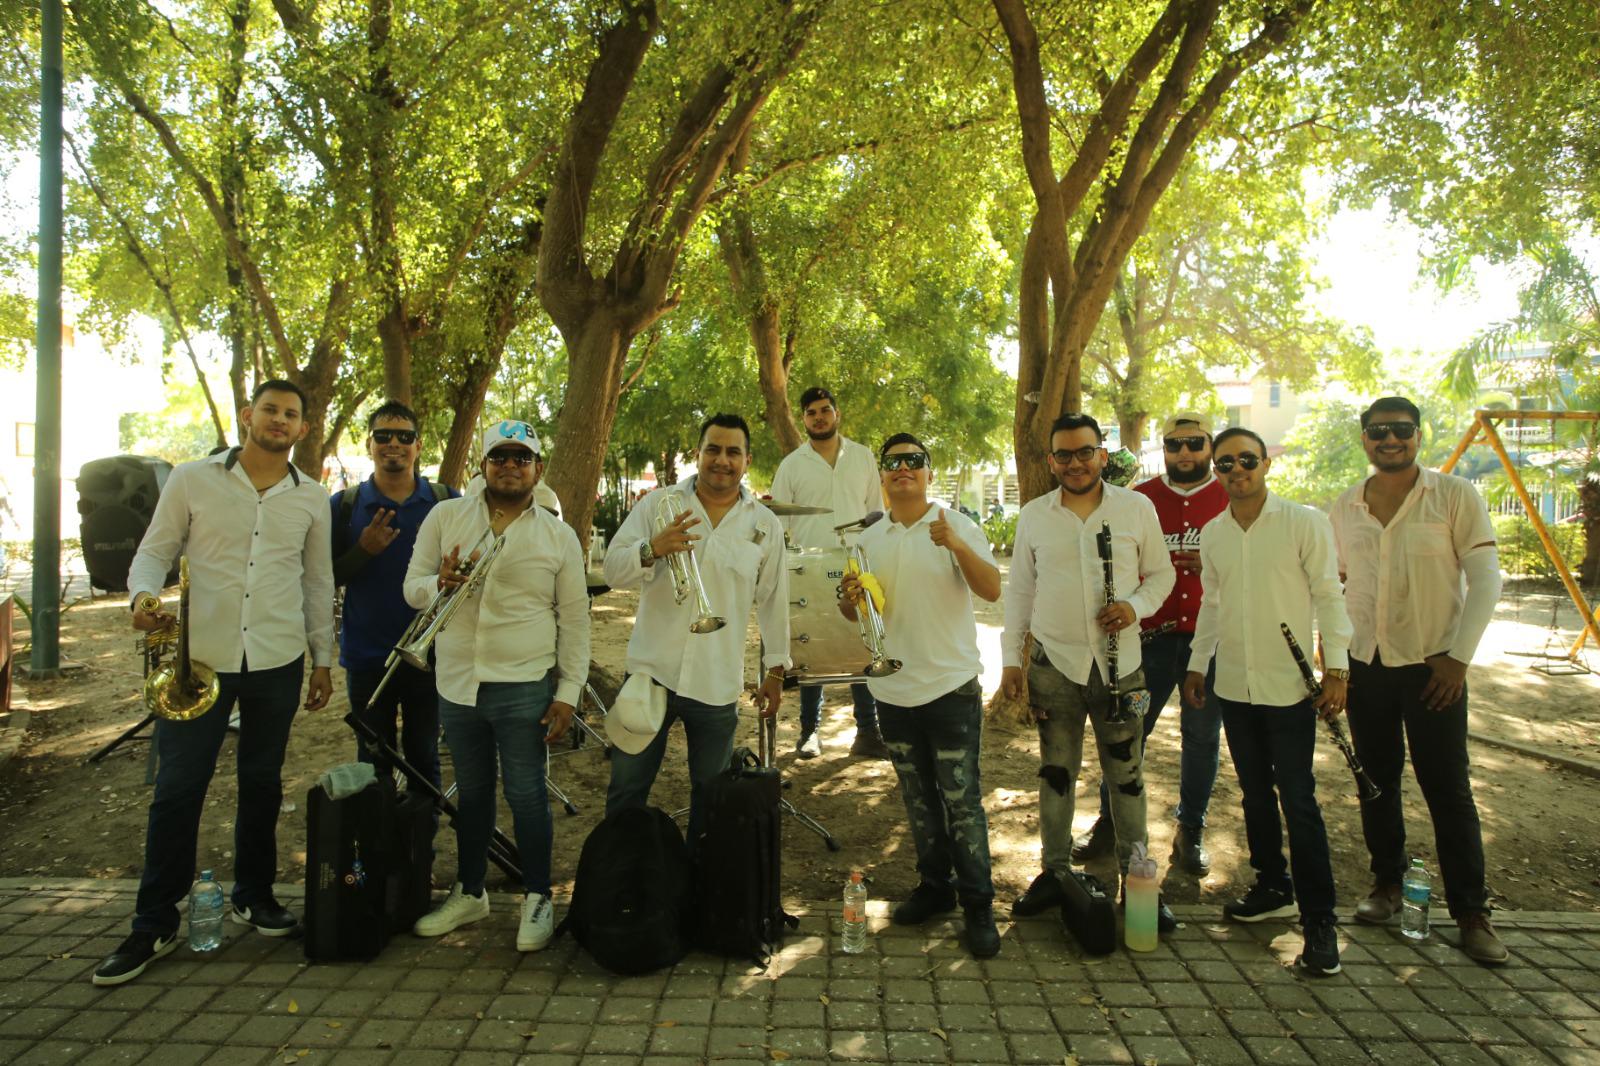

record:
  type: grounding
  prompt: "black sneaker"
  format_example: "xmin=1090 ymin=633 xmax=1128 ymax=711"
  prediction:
xmin=1222 ymin=884 xmax=1297 ymax=923
xmin=1070 ymin=817 xmax=1115 ymax=862
xmin=1117 ymin=889 xmax=1179 ymax=934
xmin=964 ymin=905 xmax=1001 ymax=959
xmin=92 ymin=930 xmax=177 ymax=987
xmin=230 ymin=900 xmax=299 ymax=937
xmin=891 ymin=883 xmax=958 ymax=925
xmin=1011 ymin=871 xmax=1067 ymax=917
xmin=1296 ymin=920 xmax=1341 ymax=976
xmin=1171 ymin=824 xmax=1211 ymax=876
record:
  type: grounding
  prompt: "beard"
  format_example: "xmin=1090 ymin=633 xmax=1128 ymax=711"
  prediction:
xmin=485 ymin=483 xmax=534 ymax=508
xmin=1370 ymin=449 xmax=1416 ymax=473
xmin=1057 ymin=472 xmax=1102 ymax=496
xmin=247 ymin=425 xmax=293 ymax=454
xmin=1166 ymin=461 xmax=1209 ymax=484
xmin=806 ymin=424 xmax=838 ymax=442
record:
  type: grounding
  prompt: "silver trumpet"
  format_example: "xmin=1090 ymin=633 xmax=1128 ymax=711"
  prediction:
xmin=846 ymin=543 xmax=901 ymax=677
xmin=655 ymin=494 xmax=725 ymax=634
xmin=394 ymin=528 xmax=506 ymax=672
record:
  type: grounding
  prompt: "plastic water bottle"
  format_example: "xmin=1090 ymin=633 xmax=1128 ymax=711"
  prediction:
xmin=1124 ymin=842 xmax=1160 ymax=952
xmin=841 ymin=870 xmax=868 ymax=954
xmin=1401 ymin=859 xmax=1431 ymax=940
xmin=188 ymin=870 xmax=226 ymax=953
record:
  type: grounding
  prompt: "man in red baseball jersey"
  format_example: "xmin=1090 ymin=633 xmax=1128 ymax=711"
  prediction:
xmin=1072 ymin=412 xmax=1228 ymax=875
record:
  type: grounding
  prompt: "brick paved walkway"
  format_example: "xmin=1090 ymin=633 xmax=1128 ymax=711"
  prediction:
xmin=2 ymin=879 xmax=1599 ymax=1065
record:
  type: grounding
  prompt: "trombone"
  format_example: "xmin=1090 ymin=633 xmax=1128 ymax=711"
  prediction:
xmin=654 ymin=494 xmax=725 ymax=634
xmin=363 ymin=527 xmax=506 ymax=714
xmin=138 ymin=558 xmax=221 ymax=721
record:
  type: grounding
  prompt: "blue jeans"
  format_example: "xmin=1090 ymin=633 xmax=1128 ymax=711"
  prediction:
xmin=134 ymin=657 xmax=303 ymax=936
xmin=605 ymin=687 xmax=737 ymax=845
xmin=877 ymin=681 xmax=994 ymax=908
xmin=1096 ymin=631 xmax=1223 ymax=830
xmin=798 ymin=682 xmax=878 ymax=736
xmin=1220 ymin=698 xmax=1337 ymax=925
xmin=439 ymin=677 xmax=553 ymax=897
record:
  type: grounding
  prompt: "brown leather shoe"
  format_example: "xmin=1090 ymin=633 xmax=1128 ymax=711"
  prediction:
xmin=1354 ymin=884 xmax=1402 ymax=925
xmin=1458 ymin=912 xmax=1509 ymax=965
xmin=849 ymin=727 xmax=891 ymax=760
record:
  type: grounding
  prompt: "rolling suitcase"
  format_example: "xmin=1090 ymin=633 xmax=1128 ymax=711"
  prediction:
xmin=692 ymin=747 xmax=797 ymax=966
xmin=384 ymin=789 xmax=435 ymax=935
xmin=305 ymin=780 xmax=392 ymax=961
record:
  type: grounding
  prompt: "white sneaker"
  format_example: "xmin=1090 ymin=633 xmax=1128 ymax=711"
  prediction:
xmin=413 ymin=883 xmax=490 ymax=937
xmin=517 ymin=893 xmax=554 ymax=952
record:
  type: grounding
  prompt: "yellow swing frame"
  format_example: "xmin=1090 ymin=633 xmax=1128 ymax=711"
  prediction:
xmin=1438 ymin=409 xmax=1600 ymax=663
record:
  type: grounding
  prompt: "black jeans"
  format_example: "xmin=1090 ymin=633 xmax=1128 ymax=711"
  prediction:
xmin=134 ymin=657 xmax=303 ymax=936
xmin=346 ymin=661 xmax=443 ymax=798
xmin=1346 ymin=653 xmax=1488 ymax=918
xmin=1221 ymin=698 xmax=1337 ymax=925
xmin=877 ymin=680 xmax=994 ymax=908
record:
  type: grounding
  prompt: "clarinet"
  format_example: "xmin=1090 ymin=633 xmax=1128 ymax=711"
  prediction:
xmin=1096 ymin=522 xmax=1132 ymax=724
xmin=1279 ymin=623 xmax=1381 ymax=801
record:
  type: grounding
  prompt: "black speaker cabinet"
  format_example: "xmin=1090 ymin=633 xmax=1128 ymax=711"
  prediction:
xmin=77 ymin=455 xmax=177 ymax=592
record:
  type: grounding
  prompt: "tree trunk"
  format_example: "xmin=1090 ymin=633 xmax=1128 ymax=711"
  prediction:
xmin=1579 ymin=474 xmax=1600 ymax=585
xmin=545 ymin=312 xmax=630 ymax=547
xmin=658 ymin=450 xmax=678 ymax=486
xmin=751 ymin=303 xmax=801 ymax=455
xmin=437 ymin=356 xmax=498 ymax=488
xmin=1119 ymin=413 xmax=1148 ymax=452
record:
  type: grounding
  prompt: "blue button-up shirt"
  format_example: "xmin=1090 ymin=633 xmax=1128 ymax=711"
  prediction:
xmin=333 ymin=476 xmax=459 ymax=670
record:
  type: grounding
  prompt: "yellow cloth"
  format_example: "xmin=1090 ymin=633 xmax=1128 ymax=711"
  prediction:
xmin=845 ymin=558 xmax=886 ymax=612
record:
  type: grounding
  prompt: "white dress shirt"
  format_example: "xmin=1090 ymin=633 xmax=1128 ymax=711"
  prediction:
xmin=1188 ymin=491 xmax=1353 ymax=706
xmin=128 ymin=448 xmax=335 ymax=673
xmin=1329 ymin=468 xmax=1499 ymax=666
xmin=768 ymin=436 xmax=881 ymax=549
xmin=861 ymin=502 xmax=996 ymax=707
xmin=403 ymin=494 xmax=590 ymax=708
xmin=603 ymin=478 xmax=789 ymax=706
xmin=1002 ymin=483 xmax=1175 ymax=684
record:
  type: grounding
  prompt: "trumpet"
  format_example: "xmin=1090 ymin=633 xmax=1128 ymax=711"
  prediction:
xmin=139 ymin=558 xmax=221 ymax=721
xmin=845 ymin=544 xmax=900 ymax=678
xmin=1279 ymin=623 xmax=1381 ymax=801
xmin=654 ymin=494 xmax=725 ymax=634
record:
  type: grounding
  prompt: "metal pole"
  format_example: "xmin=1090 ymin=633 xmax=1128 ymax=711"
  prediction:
xmin=30 ymin=0 xmax=64 ymax=679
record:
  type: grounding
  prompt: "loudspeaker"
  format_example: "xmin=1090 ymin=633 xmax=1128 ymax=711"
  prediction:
xmin=77 ymin=455 xmax=177 ymax=593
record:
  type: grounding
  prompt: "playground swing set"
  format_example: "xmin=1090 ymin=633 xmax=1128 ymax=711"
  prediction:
xmin=1438 ymin=408 xmax=1600 ymax=675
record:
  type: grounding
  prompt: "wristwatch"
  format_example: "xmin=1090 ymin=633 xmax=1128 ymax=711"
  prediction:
xmin=638 ymin=539 xmax=656 ymax=567
xmin=1323 ymin=668 xmax=1351 ymax=681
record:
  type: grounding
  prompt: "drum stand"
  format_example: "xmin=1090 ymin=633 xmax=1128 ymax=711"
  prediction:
xmin=673 ymin=713 xmax=840 ymax=851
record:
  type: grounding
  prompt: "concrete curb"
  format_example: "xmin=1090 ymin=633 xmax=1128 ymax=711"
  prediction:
xmin=1470 ymin=729 xmax=1600 ymax=779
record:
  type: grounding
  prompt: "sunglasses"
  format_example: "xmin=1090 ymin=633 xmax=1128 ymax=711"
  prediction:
xmin=880 ymin=452 xmax=929 ymax=471
xmin=1050 ymin=446 xmax=1101 ymax=465
xmin=371 ymin=429 xmax=417 ymax=445
xmin=1164 ymin=437 xmax=1207 ymax=453
xmin=486 ymin=452 xmax=536 ymax=467
xmin=1363 ymin=421 xmax=1417 ymax=441
xmin=1213 ymin=453 xmax=1261 ymax=473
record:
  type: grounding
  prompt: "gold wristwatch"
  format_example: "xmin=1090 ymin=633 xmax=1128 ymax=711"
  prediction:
xmin=1323 ymin=668 xmax=1351 ymax=681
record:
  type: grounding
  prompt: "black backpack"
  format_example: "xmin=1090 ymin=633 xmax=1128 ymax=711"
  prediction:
xmin=558 ymin=805 xmax=693 ymax=975
xmin=692 ymin=748 xmax=799 ymax=967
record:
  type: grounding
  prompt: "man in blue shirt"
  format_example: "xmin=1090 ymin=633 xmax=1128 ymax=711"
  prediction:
xmin=333 ymin=400 xmax=458 ymax=802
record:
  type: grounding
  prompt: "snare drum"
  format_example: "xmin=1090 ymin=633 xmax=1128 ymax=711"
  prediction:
xmin=785 ymin=546 xmax=873 ymax=684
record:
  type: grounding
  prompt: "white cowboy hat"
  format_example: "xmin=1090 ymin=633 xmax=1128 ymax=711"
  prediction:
xmin=605 ymin=673 xmax=666 ymax=755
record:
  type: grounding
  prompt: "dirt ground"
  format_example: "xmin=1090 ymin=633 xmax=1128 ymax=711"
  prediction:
xmin=4 ymin=568 xmax=1600 ymax=921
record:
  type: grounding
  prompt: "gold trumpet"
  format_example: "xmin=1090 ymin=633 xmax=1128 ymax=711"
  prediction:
xmin=138 ymin=558 xmax=221 ymax=721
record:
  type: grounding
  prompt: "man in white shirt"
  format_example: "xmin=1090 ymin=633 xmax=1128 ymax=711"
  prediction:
xmin=1181 ymin=426 xmax=1351 ymax=977
xmin=96 ymin=380 xmax=335 ymax=987
xmin=839 ymin=433 xmax=1003 ymax=957
xmin=769 ymin=386 xmax=888 ymax=759
xmin=1328 ymin=396 xmax=1508 ymax=965
xmin=1002 ymin=413 xmax=1176 ymax=929
xmin=602 ymin=413 xmax=788 ymax=843
xmin=403 ymin=420 xmax=589 ymax=952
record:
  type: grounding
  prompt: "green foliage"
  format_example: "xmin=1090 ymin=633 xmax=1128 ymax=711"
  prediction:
xmin=118 ymin=380 xmax=225 ymax=465
xmin=982 ymin=512 xmax=1017 ymax=556
xmin=1491 ymin=514 xmax=1585 ymax=578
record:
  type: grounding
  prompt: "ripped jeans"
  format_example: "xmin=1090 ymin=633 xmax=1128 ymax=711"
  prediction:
xmin=1028 ymin=648 xmax=1148 ymax=876
xmin=876 ymin=679 xmax=994 ymax=908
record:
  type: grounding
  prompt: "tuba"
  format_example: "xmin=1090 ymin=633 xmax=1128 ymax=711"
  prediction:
xmin=139 ymin=558 xmax=221 ymax=721
xmin=654 ymin=493 xmax=725 ymax=634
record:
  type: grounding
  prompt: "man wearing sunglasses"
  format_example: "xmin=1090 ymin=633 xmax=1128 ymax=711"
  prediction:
xmin=769 ymin=386 xmax=889 ymax=760
xmin=1073 ymin=413 xmax=1228 ymax=876
xmin=403 ymin=421 xmax=590 ymax=953
xmin=1328 ymin=397 xmax=1507 ymax=965
xmin=1181 ymin=426 xmax=1350 ymax=976
xmin=332 ymin=401 xmax=459 ymax=816
xmin=839 ymin=434 xmax=1003 ymax=956
xmin=1002 ymin=413 xmax=1176 ymax=930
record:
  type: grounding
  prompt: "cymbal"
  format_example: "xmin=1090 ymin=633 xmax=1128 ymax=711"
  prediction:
xmin=761 ymin=499 xmax=833 ymax=516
